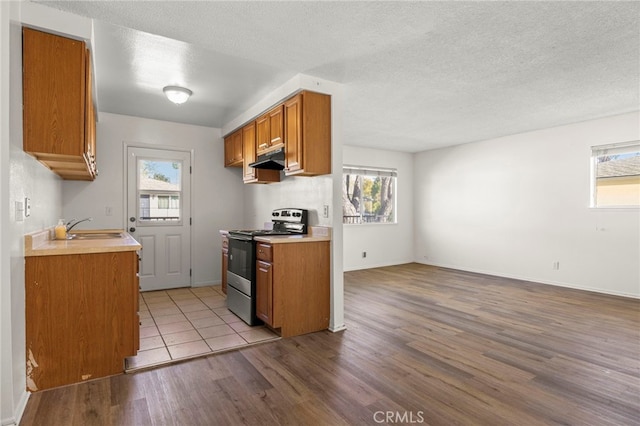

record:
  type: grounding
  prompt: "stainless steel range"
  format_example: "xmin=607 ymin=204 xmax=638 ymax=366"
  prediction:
xmin=226 ymin=208 xmax=308 ymax=325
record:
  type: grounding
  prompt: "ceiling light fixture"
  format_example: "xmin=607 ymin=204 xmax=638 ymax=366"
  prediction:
xmin=163 ymin=85 xmax=192 ymax=105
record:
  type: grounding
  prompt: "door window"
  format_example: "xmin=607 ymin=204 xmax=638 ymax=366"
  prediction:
xmin=137 ymin=158 xmax=183 ymax=223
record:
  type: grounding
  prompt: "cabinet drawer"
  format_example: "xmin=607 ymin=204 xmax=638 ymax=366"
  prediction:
xmin=256 ymin=243 xmax=272 ymax=262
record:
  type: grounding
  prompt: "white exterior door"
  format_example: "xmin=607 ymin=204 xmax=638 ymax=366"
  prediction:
xmin=127 ymin=146 xmax=191 ymax=291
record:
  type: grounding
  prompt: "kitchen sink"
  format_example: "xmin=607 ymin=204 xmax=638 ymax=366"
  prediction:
xmin=68 ymin=232 xmax=124 ymax=240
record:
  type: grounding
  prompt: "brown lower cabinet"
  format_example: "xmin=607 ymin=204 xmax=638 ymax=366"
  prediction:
xmin=25 ymin=250 xmax=139 ymax=391
xmin=255 ymin=240 xmax=330 ymax=337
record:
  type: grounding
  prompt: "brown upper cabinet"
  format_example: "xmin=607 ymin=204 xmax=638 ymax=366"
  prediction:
xmin=22 ymin=27 xmax=97 ymax=181
xmin=222 ymin=90 xmax=331 ymax=181
xmin=256 ymin=105 xmax=284 ymax=156
xmin=224 ymin=129 xmax=243 ymax=167
xmin=242 ymin=122 xmax=280 ymax=184
xmin=284 ymin=91 xmax=331 ymax=176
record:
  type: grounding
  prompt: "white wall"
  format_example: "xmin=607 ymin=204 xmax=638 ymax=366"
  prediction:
xmin=2 ymin=3 xmax=65 ymax=424
xmin=243 ymin=176 xmax=333 ymax=228
xmin=1 ymin=3 xmax=13 ymax=423
xmin=62 ymin=113 xmax=246 ymax=287
xmin=343 ymin=146 xmax=414 ymax=271
xmin=224 ymin=74 xmax=346 ymax=332
xmin=414 ymin=112 xmax=640 ymax=298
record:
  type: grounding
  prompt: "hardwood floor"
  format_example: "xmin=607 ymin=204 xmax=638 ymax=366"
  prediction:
xmin=20 ymin=263 xmax=639 ymax=425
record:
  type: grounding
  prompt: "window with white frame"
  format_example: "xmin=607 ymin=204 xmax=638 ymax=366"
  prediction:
xmin=343 ymin=166 xmax=397 ymax=224
xmin=591 ymin=141 xmax=640 ymax=208
xmin=138 ymin=159 xmax=183 ymax=221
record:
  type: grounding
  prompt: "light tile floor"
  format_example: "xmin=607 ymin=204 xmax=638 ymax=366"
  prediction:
xmin=125 ymin=285 xmax=279 ymax=371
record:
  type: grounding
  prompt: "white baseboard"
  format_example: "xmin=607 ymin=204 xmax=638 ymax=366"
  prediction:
xmin=329 ymin=324 xmax=347 ymax=333
xmin=415 ymin=260 xmax=640 ymax=299
xmin=344 ymin=258 xmax=413 ymax=272
xmin=192 ymin=280 xmax=219 ymax=288
xmin=1 ymin=390 xmax=29 ymax=426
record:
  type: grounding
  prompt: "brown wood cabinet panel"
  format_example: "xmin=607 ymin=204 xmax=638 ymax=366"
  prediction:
xmin=269 ymin=105 xmax=285 ymax=151
xmin=256 ymin=113 xmax=270 ymax=155
xmin=224 ymin=137 xmax=234 ymax=166
xmin=22 ymin=27 xmax=96 ymax=180
xmin=272 ymin=241 xmax=330 ymax=337
xmin=224 ymin=130 xmax=243 ymax=167
xmin=23 ymin=28 xmax=85 ymax=157
xmin=284 ymin=91 xmax=331 ymax=176
xmin=255 ymin=241 xmax=330 ymax=337
xmin=133 ymin=256 xmax=140 ymax=352
xmin=242 ymin=122 xmax=257 ymax=182
xmin=256 ymin=260 xmax=273 ymax=325
xmin=256 ymin=105 xmax=284 ymax=155
xmin=242 ymin=122 xmax=280 ymax=184
xmin=284 ymin=95 xmax=302 ymax=173
xmin=133 ymin=313 xmax=140 ymax=353
xmin=256 ymin=242 xmax=273 ymax=262
xmin=25 ymin=251 xmax=139 ymax=391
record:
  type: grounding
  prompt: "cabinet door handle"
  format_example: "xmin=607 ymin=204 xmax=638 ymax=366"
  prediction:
xmin=258 ymin=143 xmax=269 ymax=149
xmin=270 ymin=137 xmax=281 ymax=143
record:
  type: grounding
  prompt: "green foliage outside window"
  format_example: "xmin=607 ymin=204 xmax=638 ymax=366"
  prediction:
xmin=343 ymin=166 xmax=396 ymax=224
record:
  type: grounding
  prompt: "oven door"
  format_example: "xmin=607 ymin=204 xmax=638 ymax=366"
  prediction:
xmin=227 ymin=234 xmax=254 ymax=286
xmin=227 ymin=234 xmax=260 ymax=325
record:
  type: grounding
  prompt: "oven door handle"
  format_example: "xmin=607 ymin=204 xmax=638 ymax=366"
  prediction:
xmin=228 ymin=234 xmax=253 ymax=242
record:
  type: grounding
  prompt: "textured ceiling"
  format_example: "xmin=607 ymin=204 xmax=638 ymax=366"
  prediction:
xmin=33 ymin=1 xmax=640 ymax=153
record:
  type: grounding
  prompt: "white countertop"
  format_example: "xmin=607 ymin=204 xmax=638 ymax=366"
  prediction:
xmin=220 ymin=226 xmax=331 ymax=244
xmin=25 ymin=228 xmax=141 ymax=257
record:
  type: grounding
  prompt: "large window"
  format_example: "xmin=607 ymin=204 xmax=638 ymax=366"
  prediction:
xmin=343 ymin=166 xmax=397 ymax=224
xmin=591 ymin=141 xmax=640 ymax=208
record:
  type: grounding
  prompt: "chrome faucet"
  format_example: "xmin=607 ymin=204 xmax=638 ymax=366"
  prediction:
xmin=66 ymin=217 xmax=93 ymax=232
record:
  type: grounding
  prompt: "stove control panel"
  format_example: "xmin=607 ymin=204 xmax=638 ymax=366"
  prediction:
xmin=272 ymin=208 xmax=308 ymax=223
xmin=272 ymin=208 xmax=308 ymax=233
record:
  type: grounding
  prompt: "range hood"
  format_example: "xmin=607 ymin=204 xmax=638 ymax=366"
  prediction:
xmin=248 ymin=147 xmax=285 ymax=170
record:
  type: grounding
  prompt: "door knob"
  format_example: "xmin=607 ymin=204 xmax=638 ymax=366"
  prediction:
xmin=129 ymin=217 xmax=136 ymax=222
xmin=129 ymin=227 xmax=136 ymax=232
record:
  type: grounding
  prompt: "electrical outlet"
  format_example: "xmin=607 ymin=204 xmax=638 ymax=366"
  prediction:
xmin=362 ymin=251 xmax=367 ymax=258
xmin=323 ymin=205 xmax=329 ymax=218
xmin=24 ymin=197 xmax=31 ymax=217
xmin=553 ymin=261 xmax=560 ymax=270
xmin=105 ymin=206 xmax=113 ymax=216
